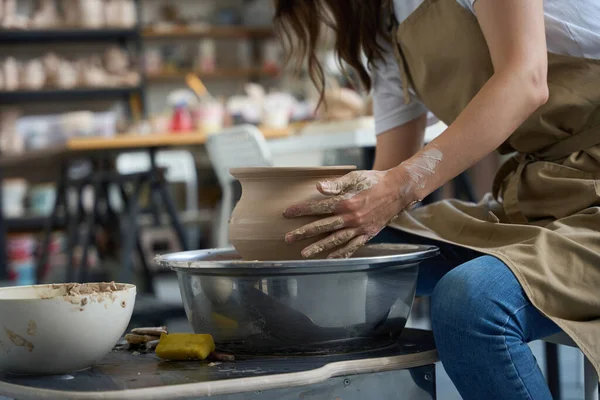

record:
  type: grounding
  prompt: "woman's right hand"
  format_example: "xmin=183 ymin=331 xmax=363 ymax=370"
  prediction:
xmin=282 ymin=166 xmax=423 ymax=259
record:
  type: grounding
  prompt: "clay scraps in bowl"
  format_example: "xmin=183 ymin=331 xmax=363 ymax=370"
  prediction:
xmin=57 ymin=282 xmax=124 ymax=296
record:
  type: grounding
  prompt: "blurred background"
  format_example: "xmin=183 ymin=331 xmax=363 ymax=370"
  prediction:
xmin=0 ymin=1 xmax=584 ymax=398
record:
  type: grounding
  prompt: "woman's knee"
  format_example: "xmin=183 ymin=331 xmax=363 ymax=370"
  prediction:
xmin=430 ymin=255 xmax=517 ymax=335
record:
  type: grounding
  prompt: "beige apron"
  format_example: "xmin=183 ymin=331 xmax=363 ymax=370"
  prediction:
xmin=386 ymin=0 xmax=600 ymax=375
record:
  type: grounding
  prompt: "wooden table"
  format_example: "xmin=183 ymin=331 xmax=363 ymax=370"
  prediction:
xmin=66 ymin=127 xmax=290 ymax=152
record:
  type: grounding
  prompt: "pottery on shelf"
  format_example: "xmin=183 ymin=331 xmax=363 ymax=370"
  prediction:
xmin=229 ymin=166 xmax=356 ymax=261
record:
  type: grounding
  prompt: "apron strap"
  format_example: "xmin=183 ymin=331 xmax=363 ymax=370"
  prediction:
xmin=492 ymin=154 xmax=529 ymax=224
xmin=534 ymin=124 xmax=600 ymax=161
xmin=491 ymin=154 xmax=519 ymax=200
xmin=386 ymin=0 xmax=412 ymax=105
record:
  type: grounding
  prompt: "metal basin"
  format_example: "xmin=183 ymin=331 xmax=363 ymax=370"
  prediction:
xmin=156 ymin=244 xmax=438 ymax=355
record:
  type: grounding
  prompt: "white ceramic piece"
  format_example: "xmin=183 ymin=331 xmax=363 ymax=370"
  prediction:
xmin=3 ymin=57 xmax=19 ymax=91
xmin=2 ymin=179 xmax=28 ymax=218
xmin=105 ymin=0 xmax=136 ymax=28
xmin=30 ymin=0 xmax=60 ymax=28
xmin=2 ymin=0 xmax=29 ymax=29
xmin=78 ymin=56 xmax=108 ymax=87
xmin=104 ymin=47 xmax=129 ymax=75
xmin=120 ymin=0 xmax=137 ymax=28
xmin=0 ymin=283 xmax=136 ymax=375
xmin=21 ymin=59 xmax=46 ymax=90
xmin=60 ymin=0 xmax=80 ymax=26
xmin=56 ymin=60 xmax=78 ymax=89
xmin=79 ymin=0 xmax=104 ymax=28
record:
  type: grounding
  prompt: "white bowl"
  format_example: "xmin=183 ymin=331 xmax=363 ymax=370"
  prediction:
xmin=0 ymin=283 xmax=136 ymax=375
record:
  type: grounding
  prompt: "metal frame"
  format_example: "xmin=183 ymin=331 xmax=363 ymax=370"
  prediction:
xmin=35 ymin=149 xmax=189 ymax=291
xmin=544 ymin=332 xmax=599 ymax=400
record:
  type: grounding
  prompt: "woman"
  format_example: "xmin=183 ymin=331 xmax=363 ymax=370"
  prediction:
xmin=274 ymin=0 xmax=600 ymax=398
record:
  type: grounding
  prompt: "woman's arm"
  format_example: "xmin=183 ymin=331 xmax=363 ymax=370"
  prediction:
xmin=284 ymin=0 xmax=549 ymax=258
xmin=373 ymin=114 xmax=427 ymax=171
xmin=399 ymin=0 xmax=549 ymax=201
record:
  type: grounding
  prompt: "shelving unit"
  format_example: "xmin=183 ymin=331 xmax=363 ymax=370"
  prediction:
xmin=146 ymin=68 xmax=275 ymax=82
xmin=5 ymin=217 xmax=66 ymax=233
xmin=142 ymin=25 xmax=273 ymax=39
xmin=141 ymin=22 xmax=276 ymax=89
xmin=0 ymin=86 xmax=143 ymax=104
xmin=0 ymin=28 xmax=139 ymax=43
xmin=0 ymin=0 xmax=145 ymax=115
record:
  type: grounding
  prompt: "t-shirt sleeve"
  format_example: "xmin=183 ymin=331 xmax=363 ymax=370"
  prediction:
xmin=455 ymin=0 xmax=476 ymax=12
xmin=371 ymin=37 xmax=428 ymax=135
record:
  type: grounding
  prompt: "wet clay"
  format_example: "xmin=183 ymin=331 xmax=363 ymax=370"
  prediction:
xmin=26 ymin=321 xmax=36 ymax=336
xmin=401 ymin=145 xmax=443 ymax=193
xmin=57 ymin=282 xmax=123 ymax=296
xmin=229 ymin=167 xmax=356 ymax=261
xmin=43 ymin=282 xmax=125 ymax=306
xmin=5 ymin=328 xmax=34 ymax=352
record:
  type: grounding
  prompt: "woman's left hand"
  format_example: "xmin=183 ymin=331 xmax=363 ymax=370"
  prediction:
xmin=283 ymin=168 xmax=419 ymax=259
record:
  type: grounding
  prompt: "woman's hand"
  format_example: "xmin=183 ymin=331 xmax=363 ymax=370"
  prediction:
xmin=282 ymin=168 xmax=421 ymax=259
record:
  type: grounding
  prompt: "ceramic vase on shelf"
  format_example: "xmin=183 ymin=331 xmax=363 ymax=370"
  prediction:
xmin=105 ymin=0 xmax=137 ymax=28
xmin=3 ymin=57 xmax=19 ymax=91
xmin=30 ymin=0 xmax=60 ymax=28
xmin=79 ymin=0 xmax=105 ymax=28
xmin=21 ymin=59 xmax=46 ymax=90
xmin=229 ymin=166 xmax=356 ymax=261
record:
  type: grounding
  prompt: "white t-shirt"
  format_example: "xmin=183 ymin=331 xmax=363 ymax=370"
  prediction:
xmin=373 ymin=0 xmax=600 ymax=135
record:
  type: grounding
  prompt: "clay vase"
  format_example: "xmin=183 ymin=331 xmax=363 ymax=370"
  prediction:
xmin=229 ymin=166 xmax=356 ymax=261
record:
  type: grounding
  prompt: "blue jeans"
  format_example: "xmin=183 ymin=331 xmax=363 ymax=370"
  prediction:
xmin=373 ymin=228 xmax=561 ymax=400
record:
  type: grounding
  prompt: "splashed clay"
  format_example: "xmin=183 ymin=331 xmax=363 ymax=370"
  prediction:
xmin=229 ymin=167 xmax=356 ymax=261
xmin=57 ymin=282 xmax=122 ymax=296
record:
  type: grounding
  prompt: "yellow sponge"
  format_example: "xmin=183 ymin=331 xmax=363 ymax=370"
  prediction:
xmin=155 ymin=333 xmax=216 ymax=361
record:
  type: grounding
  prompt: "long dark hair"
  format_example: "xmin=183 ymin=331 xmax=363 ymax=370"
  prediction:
xmin=273 ymin=0 xmax=388 ymax=100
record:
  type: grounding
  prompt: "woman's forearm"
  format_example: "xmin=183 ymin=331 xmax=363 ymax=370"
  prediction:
xmin=373 ymin=114 xmax=427 ymax=171
xmin=392 ymin=69 xmax=549 ymax=202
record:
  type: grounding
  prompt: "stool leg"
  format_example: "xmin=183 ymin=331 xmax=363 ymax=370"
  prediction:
xmin=545 ymin=342 xmax=561 ymax=400
xmin=156 ymin=180 xmax=189 ymax=251
xmin=78 ymin=180 xmax=101 ymax=283
xmin=122 ymin=181 xmax=143 ymax=284
xmin=584 ymin=356 xmax=599 ymax=400
xmin=65 ymin=184 xmax=84 ymax=283
xmin=36 ymin=178 xmax=66 ymax=284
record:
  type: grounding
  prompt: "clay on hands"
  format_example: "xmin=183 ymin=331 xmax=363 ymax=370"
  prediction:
xmin=283 ymin=147 xmax=443 ymax=258
xmin=283 ymin=170 xmax=407 ymax=258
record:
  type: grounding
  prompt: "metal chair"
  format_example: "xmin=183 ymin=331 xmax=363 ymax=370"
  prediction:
xmin=544 ymin=332 xmax=598 ymax=400
xmin=205 ymin=125 xmax=272 ymax=248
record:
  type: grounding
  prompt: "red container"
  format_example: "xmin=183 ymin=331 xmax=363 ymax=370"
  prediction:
xmin=170 ymin=105 xmax=194 ymax=133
